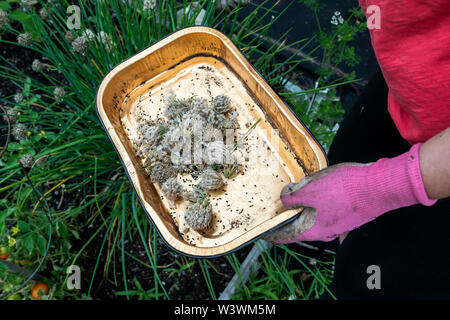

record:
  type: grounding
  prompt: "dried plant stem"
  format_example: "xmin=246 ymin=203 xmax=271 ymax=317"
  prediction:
xmin=0 ymin=105 xmax=11 ymax=159
xmin=231 ymin=118 xmax=261 ymax=152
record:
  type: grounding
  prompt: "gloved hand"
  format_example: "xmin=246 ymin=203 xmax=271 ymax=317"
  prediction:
xmin=265 ymin=143 xmax=437 ymax=243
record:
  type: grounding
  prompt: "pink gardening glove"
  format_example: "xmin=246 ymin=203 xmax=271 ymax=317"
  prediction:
xmin=265 ymin=143 xmax=437 ymax=243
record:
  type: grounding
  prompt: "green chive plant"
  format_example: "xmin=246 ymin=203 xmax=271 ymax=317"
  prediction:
xmin=0 ymin=0 xmax=362 ymax=300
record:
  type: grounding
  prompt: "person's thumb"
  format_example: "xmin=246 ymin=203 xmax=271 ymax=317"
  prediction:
xmin=279 ymin=177 xmax=314 ymax=209
xmin=264 ymin=206 xmax=317 ymax=243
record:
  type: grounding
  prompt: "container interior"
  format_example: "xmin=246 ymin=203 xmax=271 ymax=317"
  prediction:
xmin=97 ymin=28 xmax=326 ymax=256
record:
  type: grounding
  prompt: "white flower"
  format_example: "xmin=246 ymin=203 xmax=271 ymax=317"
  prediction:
xmin=330 ymin=11 xmax=344 ymax=26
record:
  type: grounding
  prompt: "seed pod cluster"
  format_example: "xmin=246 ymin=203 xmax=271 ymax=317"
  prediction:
xmin=3 ymin=108 xmax=19 ymax=124
xmin=161 ymin=177 xmax=185 ymax=201
xmin=0 ymin=10 xmax=10 ymax=28
xmin=213 ymin=95 xmax=231 ymax=114
xmin=184 ymin=200 xmax=213 ymax=231
xmin=204 ymin=141 xmax=227 ymax=165
xmin=12 ymin=123 xmax=28 ymax=141
xmin=17 ymin=33 xmax=32 ymax=46
xmin=133 ymin=92 xmax=243 ymax=231
xmin=14 ymin=93 xmax=24 ymax=104
xmin=147 ymin=161 xmax=175 ymax=184
xmin=19 ymin=154 xmax=34 ymax=168
xmin=199 ymin=168 xmax=225 ymax=191
xmin=72 ymin=35 xmax=89 ymax=54
xmin=32 ymin=59 xmax=44 ymax=72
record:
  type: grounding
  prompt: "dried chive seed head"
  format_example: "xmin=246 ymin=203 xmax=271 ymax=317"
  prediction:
xmin=32 ymin=59 xmax=44 ymax=72
xmin=12 ymin=123 xmax=28 ymax=141
xmin=180 ymin=109 xmax=205 ymax=131
xmin=182 ymin=188 xmax=203 ymax=203
xmin=0 ymin=10 xmax=10 ymax=28
xmin=161 ymin=177 xmax=184 ymax=201
xmin=163 ymin=103 xmax=179 ymax=120
xmin=135 ymin=144 xmax=151 ymax=159
xmin=140 ymin=123 xmax=165 ymax=146
xmin=162 ymin=126 xmax=189 ymax=147
xmin=19 ymin=154 xmax=34 ymax=168
xmin=199 ymin=168 xmax=224 ymax=190
xmin=53 ymin=87 xmax=66 ymax=100
xmin=22 ymin=0 xmax=38 ymax=10
xmin=3 ymin=108 xmax=19 ymax=124
xmin=13 ymin=93 xmax=24 ymax=104
xmin=152 ymin=144 xmax=171 ymax=162
xmin=184 ymin=200 xmax=212 ymax=231
xmin=213 ymin=95 xmax=231 ymax=113
xmin=206 ymin=108 xmax=226 ymax=127
xmin=190 ymin=97 xmax=209 ymax=111
xmin=39 ymin=7 xmax=49 ymax=20
xmin=17 ymin=33 xmax=33 ymax=46
xmin=148 ymin=161 xmax=175 ymax=184
xmin=72 ymin=35 xmax=89 ymax=54
xmin=163 ymin=94 xmax=190 ymax=121
xmin=204 ymin=141 xmax=227 ymax=165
